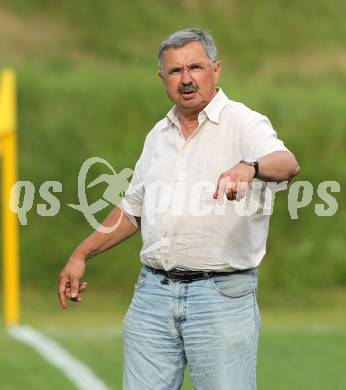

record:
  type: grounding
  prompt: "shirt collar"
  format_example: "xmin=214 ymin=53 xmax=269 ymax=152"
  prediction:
xmin=165 ymin=88 xmax=229 ymax=130
xmin=166 ymin=106 xmax=180 ymax=129
xmin=203 ymin=88 xmax=229 ymax=124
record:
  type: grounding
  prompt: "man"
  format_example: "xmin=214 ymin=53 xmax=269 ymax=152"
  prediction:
xmin=59 ymin=28 xmax=299 ymax=389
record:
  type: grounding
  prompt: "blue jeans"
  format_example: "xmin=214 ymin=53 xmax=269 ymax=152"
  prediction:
xmin=123 ymin=265 xmax=260 ymax=390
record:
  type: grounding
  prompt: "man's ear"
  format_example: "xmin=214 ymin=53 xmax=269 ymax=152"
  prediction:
xmin=158 ymin=71 xmax=164 ymax=82
xmin=213 ymin=61 xmax=222 ymax=83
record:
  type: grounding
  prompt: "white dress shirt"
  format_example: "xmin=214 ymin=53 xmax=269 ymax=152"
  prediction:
xmin=121 ymin=89 xmax=289 ymax=271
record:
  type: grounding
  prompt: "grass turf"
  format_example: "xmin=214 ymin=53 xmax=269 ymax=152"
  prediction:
xmin=2 ymin=296 xmax=346 ymax=389
xmin=2 ymin=322 xmax=346 ymax=389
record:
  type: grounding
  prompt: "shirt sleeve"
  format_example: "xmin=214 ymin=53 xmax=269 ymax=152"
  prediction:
xmin=242 ymin=115 xmax=290 ymax=159
xmin=120 ymin=135 xmax=152 ymax=217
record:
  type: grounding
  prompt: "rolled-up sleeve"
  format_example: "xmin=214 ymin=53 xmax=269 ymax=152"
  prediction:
xmin=243 ymin=115 xmax=289 ymax=159
xmin=120 ymin=135 xmax=152 ymax=217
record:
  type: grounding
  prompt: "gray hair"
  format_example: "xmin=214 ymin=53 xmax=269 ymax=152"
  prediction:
xmin=158 ymin=28 xmax=218 ymax=73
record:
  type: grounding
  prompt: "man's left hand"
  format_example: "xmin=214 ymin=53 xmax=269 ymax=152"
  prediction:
xmin=213 ymin=163 xmax=255 ymax=203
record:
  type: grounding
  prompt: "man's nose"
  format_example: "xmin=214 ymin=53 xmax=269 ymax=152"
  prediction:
xmin=180 ymin=67 xmax=193 ymax=83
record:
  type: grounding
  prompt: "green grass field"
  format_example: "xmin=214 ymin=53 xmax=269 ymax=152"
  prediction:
xmin=2 ymin=293 xmax=346 ymax=389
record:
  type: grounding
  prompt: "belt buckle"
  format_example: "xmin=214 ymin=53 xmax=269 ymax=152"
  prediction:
xmin=167 ymin=269 xmax=186 ymax=281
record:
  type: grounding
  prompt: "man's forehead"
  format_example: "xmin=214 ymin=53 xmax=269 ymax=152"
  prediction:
xmin=163 ymin=42 xmax=209 ymax=65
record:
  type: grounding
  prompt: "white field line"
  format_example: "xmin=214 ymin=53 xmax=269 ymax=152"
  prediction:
xmin=8 ymin=325 xmax=110 ymax=390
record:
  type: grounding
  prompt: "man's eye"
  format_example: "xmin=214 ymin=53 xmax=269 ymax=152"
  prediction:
xmin=189 ymin=64 xmax=202 ymax=71
xmin=169 ymin=68 xmax=181 ymax=75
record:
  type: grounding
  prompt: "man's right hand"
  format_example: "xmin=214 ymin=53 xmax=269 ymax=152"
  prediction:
xmin=58 ymin=257 xmax=88 ymax=309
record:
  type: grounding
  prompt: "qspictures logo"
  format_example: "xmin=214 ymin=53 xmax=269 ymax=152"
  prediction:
xmin=9 ymin=157 xmax=133 ymax=233
xmin=8 ymin=157 xmax=341 ymax=232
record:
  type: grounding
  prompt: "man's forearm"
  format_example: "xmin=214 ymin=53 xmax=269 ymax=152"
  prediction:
xmin=71 ymin=206 xmax=140 ymax=262
xmin=257 ymin=151 xmax=300 ymax=182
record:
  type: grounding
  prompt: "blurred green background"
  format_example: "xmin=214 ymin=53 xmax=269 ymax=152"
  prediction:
xmin=0 ymin=0 xmax=345 ymax=389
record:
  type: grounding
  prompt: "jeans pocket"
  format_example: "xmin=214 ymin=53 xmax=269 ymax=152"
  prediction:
xmin=134 ymin=267 xmax=149 ymax=290
xmin=209 ymin=269 xmax=257 ymax=298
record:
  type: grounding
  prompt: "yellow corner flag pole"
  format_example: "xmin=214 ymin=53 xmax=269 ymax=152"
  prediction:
xmin=0 ymin=69 xmax=20 ymax=327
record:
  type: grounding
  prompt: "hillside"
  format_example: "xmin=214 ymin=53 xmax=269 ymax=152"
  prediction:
xmin=0 ymin=0 xmax=345 ymax=308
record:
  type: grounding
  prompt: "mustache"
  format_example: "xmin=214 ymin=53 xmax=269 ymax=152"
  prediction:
xmin=178 ymin=83 xmax=199 ymax=93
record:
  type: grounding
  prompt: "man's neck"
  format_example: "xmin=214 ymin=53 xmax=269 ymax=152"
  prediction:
xmin=177 ymin=110 xmax=199 ymax=139
xmin=179 ymin=109 xmax=199 ymax=124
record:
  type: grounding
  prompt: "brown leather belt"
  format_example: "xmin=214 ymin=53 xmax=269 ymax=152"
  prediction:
xmin=145 ymin=265 xmax=245 ymax=283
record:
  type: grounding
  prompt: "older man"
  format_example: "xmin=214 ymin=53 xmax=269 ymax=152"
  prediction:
xmin=59 ymin=28 xmax=299 ymax=390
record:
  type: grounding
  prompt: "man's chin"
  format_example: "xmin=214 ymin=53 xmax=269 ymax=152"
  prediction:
xmin=179 ymin=96 xmax=208 ymax=111
xmin=179 ymin=94 xmax=199 ymax=107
